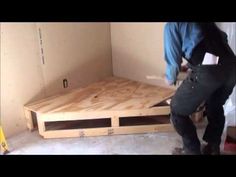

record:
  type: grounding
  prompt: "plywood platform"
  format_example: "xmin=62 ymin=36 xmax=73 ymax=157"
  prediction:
xmin=24 ymin=77 xmax=175 ymax=138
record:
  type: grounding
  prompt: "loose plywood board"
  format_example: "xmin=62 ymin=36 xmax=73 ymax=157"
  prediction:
xmin=25 ymin=76 xmax=175 ymax=114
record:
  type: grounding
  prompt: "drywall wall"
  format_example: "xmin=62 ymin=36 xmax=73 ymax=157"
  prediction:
xmin=111 ymin=23 xmax=169 ymax=88
xmin=36 ymin=23 xmax=112 ymax=97
xmin=1 ymin=23 xmax=112 ymax=137
xmin=1 ymin=23 xmax=46 ymax=137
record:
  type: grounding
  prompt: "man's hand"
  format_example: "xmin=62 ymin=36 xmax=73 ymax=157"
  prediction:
xmin=180 ymin=64 xmax=189 ymax=72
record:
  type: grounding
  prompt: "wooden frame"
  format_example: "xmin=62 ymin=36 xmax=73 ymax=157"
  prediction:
xmin=24 ymin=77 xmax=175 ymax=139
xmin=24 ymin=108 xmax=34 ymax=131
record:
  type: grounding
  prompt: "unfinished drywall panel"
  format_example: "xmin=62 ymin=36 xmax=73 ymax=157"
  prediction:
xmin=111 ymin=23 xmax=168 ymax=87
xmin=1 ymin=23 xmax=46 ymax=137
xmin=36 ymin=23 xmax=113 ymax=97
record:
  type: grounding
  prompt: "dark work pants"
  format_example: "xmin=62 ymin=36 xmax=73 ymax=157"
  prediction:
xmin=170 ymin=58 xmax=236 ymax=154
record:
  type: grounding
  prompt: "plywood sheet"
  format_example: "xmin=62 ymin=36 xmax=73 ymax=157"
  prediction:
xmin=25 ymin=77 xmax=174 ymax=114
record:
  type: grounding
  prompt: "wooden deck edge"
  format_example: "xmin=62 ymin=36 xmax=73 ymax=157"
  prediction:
xmin=39 ymin=106 xmax=171 ymax=122
xmin=41 ymin=124 xmax=174 ymax=139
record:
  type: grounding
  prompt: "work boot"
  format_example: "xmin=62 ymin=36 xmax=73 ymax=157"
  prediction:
xmin=172 ymin=147 xmax=201 ymax=155
xmin=202 ymin=143 xmax=220 ymax=155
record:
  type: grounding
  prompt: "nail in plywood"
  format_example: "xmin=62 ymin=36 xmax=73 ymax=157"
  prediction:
xmin=24 ymin=77 xmax=175 ymax=138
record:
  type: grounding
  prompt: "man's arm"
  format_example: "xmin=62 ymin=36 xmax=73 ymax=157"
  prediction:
xmin=164 ymin=23 xmax=183 ymax=85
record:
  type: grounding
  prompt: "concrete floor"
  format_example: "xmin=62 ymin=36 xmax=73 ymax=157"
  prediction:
xmin=7 ymin=128 xmax=211 ymax=155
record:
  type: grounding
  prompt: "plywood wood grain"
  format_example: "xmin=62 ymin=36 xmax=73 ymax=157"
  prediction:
xmin=25 ymin=77 xmax=174 ymax=114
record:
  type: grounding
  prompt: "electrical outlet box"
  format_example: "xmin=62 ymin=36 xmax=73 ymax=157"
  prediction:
xmin=63 ymin=79 xmax=68 ymax=88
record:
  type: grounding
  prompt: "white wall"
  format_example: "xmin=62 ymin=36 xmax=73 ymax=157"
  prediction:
xmin=111 ymin=23 xmax=168 ymax=88
xmin=216 ymin=22 xmax=236 ymax=53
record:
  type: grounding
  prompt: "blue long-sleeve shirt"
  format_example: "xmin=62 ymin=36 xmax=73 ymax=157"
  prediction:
xmin=164 ymin=22 xmax=204 ymax=84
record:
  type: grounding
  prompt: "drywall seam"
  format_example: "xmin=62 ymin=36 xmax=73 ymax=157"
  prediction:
xmin=38 ymin=28 xmax=45 ymax=65
xmin=109 ymin=23 xmax=114 ymax=76
xmin=35 ymin=23 xmax=47 ymax=97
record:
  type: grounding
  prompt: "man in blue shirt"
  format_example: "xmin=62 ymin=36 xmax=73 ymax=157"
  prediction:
xmin=164 ymin=22 xmax=236 ymax=155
